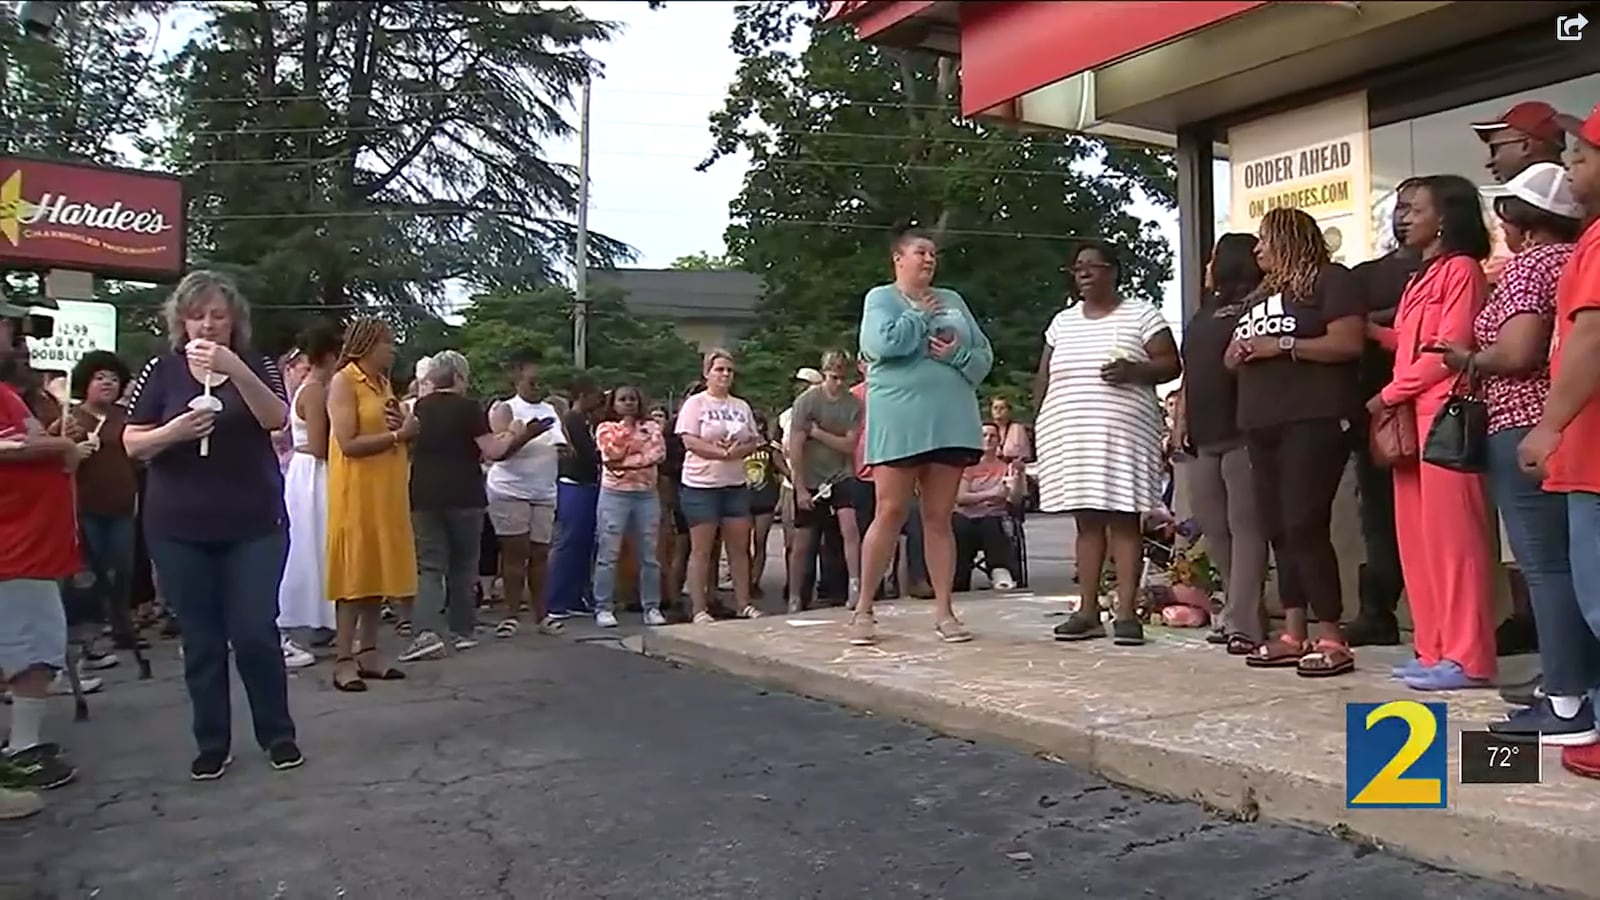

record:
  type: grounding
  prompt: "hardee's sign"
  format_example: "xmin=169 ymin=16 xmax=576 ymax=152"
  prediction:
xmin=0 ymin=156 xmax=185 ymax=280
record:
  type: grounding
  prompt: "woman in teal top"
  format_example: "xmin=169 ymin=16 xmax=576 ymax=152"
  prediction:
xmin=849 ymin=227 xmax=993 ymax=647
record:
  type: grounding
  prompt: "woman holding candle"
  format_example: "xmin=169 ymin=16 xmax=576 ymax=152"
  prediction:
xmin=324 ymin=318 xmax=419 ymax=692
xmin=123 ymin=270 xmax=301 ymax=780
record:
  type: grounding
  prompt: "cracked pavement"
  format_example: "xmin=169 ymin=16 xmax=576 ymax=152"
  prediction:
xmin=1 ymin=634 xmax=1571 ymax=900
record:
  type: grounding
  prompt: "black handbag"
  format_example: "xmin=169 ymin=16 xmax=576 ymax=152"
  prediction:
xmin=1422 ymin=364 xmax=1488 ymax=473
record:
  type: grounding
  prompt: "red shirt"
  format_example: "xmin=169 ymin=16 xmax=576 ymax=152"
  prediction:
xmin=1473 ymin=243 xmax=1572 ymax=433
xmin=850 ymin=381 xmax=871 ymax=481
xmin=1545 ymin=220 xmax=1600 ymax=494
xmin=0 ymin=383 xmax=79 ymax=580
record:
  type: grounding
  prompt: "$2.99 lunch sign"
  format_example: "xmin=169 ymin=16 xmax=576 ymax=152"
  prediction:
xmin=0 ymin=156 xmax=186 ymax=281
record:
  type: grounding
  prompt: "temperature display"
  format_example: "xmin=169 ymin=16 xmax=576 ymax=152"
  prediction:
xmin=1460 ymin=731 xmax=1542 ymax=785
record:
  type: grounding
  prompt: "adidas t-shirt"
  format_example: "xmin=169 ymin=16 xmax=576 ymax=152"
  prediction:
xmin=1233 ymin=263 xmax=1366 ymax=432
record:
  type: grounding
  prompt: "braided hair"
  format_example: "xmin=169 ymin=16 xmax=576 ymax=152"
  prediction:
xmin=1253 ymin=208 xmax=1328 ymax=304
xmin=337 ymin=317 xmax=392 ymax=374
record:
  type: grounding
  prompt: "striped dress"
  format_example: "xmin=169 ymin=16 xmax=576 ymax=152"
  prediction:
xmin=1035 ymin=299 xmax=1170 ymax=514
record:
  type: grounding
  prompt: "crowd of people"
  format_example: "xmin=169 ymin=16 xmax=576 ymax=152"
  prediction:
xmin=5 ymin=96 xmax=1600 ymax=822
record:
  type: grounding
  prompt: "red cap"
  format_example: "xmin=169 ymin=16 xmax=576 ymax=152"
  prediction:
xmin=1471 ymin=101 xmax=1565 ymax=144
xmin=1555 ymin=103 xmax=1600 ymax=149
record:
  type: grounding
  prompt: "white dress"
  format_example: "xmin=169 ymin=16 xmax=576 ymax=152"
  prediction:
xmin=1035 ymin=299 xmax=1170 ymax=514
xmin=277 ymin=383 xmax=337 ymax=630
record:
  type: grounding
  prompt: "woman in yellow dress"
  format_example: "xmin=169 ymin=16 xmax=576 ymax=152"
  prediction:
xmin=325 ymin=318 xmax=419 ymax=691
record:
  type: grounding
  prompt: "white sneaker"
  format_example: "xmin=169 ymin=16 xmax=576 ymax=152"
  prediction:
xmin=991 ymin=568 xmax=1017 ymax=591
xmin=281 ymin=637 xmax=315 ymax=669
xmin=453 ymin=635 xmax=479 ymax=651
xmin=82 ymin=650 xmax=120 ymax=671
xmin=50 ymin=670 xmax=103 ymax=696
xmin=643 ymin=609 xmax=667 ymax=626
xmin=595 ymin=611 xmax=619 ymax=628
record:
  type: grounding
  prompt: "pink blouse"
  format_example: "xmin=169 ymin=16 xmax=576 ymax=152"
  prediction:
xmin=1472 ymin=243 xmax=1572 ymax=433
xmin=595 ymin=419 xmax=665 ymax=492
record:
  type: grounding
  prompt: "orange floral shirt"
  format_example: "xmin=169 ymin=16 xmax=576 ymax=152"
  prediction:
xmin=595 ymin=419 xmax=665 ymax=492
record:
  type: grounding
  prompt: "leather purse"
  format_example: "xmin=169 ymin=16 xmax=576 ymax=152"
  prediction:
xmin=1369 ymin=402 xmax=1417 ymax=468
xmin=1422 ymin=365 xmax=1489 ymax=473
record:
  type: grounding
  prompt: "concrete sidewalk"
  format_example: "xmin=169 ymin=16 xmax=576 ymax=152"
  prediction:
xmin=642 ymin=593 xmax=1599 ymax=897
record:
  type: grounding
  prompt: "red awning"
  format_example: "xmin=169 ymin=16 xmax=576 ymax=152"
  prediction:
xmin=956 ymin=1 xmax=1269 ymax=116
xmin=823 ymin=1 xmax=937 ymax=38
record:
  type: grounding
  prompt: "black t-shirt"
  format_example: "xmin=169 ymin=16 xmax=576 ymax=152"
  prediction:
xmin=409 ymin=392 xmax=490 ymax=511
xmin=558 ymin=409 xmax=600 ymax=484
xmin=1181 ymin=297 xmax=1245 ymax=449
xmin=1233 ymin=264 xmax=1366 ymax=432
xmin=1352 ymin=251 xmax=1421 ymax=401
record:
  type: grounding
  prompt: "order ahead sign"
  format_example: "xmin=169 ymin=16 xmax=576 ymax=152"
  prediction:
xmin=25 ymin=299 xmax=117 ymax=372
xmin=1229 ymin=92 xmax=1373 ymax=265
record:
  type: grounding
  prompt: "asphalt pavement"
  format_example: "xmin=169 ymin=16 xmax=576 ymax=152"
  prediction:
xmin=2 ymin=630 xmax=1569 ymax=900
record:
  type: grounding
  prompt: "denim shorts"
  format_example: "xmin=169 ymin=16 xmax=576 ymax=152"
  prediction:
xmin=678 ymin=484 xmax=752 ymax=527
xmin=0 ymin=579 xmax=68 ymax=676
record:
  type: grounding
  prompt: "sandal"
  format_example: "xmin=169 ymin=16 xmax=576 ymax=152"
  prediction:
xmin=332 ymin=657 xmax=367 ymax=693
xmin=934 ymin=618 xmax=973 ymax=643
xmin=736 ymin=606 xmax=763 ymax=619
xmin=1205 ymin=627 xmax=1228 ymax=645
xmin=1297 ymin=640 xmax=1355 ymax=678
xmin=495 ymin=618 xmax=519 ymax=638
xmin=395 ymin=620 xmax=413 ymax=638
xmin=1225 ymin=633 xmax=1260 ymax=656
xmin=692 ymin=611 xmax=715 ymax=624
xmin=1244 ymin=634 xmax=1309 ymax=668
xmin=354 ymin=648 xmax=405 ymax=681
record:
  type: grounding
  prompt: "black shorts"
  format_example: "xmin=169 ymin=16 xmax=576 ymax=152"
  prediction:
xmin=749 ymin=485 xmax=779 ymax=516
xmin=877 ymin=447 xmax=982 ymax=470
xmin=793 ymin=477 xmax=860 ymax=530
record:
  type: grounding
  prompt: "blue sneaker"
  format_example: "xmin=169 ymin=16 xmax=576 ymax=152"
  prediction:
xmin=1403 ymin=660 xmax=1490 ymax=691
xmin=1391 ymin=658 xmax=1431 ymax=680
xmin=1489 ymin=698 xmax=1600 ymax=747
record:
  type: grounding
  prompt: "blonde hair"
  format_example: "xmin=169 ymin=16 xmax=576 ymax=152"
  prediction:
xmin=1254 ymin=208 xmax=1329 ymax=304
xmin=820 ymin=350 xmax=850 ymax=372
xmin=164 ymin=269 xmax=252 ymax=349
xmin=702 ymin=348 xmax=735 ymax=374
xmin=338 ymin=317 xmax=393 ymax=371
xmin=428 ymin=350 xmax=470 ymax=389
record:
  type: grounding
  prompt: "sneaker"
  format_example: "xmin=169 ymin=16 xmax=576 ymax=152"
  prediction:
xmin=82 ymin=649 xmax=120 ymax=671
xmin=49 ymin=670 xmax=103 ymax=696
xmin=1561 ymin=742 xmax=1600 ymax=779
xmin=190 ymin=751 xmax=231 ymax=781
xmin=847 ymin=613 xmax=877 ymax=646
xmin=1111 ymin=618 xmax=1145 ymax=646
xmin=281 ymin=637 xmax=316 ymax=669
xmin=991 ymin=568 xmax=1017 ymax=591
xmin=268 ymin=740 xmax=305 ymax=771
xmin=1500 ymin=673 xmax=1544 ymax=708
xmin=1402 ymin=659 xmax=1490 ymax=691
xmin=5 ymin=745 xmax=77 ymax=790
xmin=1053 ymin=609 xmax=1105 ymax=641
xmin=643 ymin=609 xmax=667 ymax=627
xmin=595 ymin=611 xmax=619 ymax=629
xmin=453 ymin=634 xmax=479 ymax=651
xmin=1489 ymin=698 xmax=1600 ymax=746
xmin=397 ymin=631 xmax=447 ymax=662
xmin=0 ymin=785 xmax=41 ymax=820
xmin=547 ymin=609 xmax=575 ymax=620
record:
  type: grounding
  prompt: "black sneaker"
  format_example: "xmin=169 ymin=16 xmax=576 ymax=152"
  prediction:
xmin=1500 ymin=673 xmax=1543 ymax=708
xmin=268 ymin=740 xmax=304 ymax=771
xmin=1342 ymin=613 xmax=1400 ymax=647
xmin=1111 ymin=618 xmax=1146 ymax=646
xmin=5 ymin=745 xmax=77 ymax=790
xmin=1053 ymin=609 xmax=1105 ymax=641
xmin=1488 ymin=698 xmax=1599 ymax=747
xmin=190 ymin=750 xmax=231 ymax=781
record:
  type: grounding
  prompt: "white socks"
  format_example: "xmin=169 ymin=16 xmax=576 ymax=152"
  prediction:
xmin=1550 ymin=695 xmax=1584 ymax=719
xmin=7 ymin=696 xmax=45 ymax=754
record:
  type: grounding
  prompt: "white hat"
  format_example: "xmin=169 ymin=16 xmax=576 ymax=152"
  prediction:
xmin=1501 ymin=162 xmax=1584 ymax=221
xmin=793 ymin=367 xmax=823 ymax=384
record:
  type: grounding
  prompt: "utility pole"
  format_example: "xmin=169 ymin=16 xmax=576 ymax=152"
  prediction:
xmin=572 ymin=76 xmax=592 ymax=369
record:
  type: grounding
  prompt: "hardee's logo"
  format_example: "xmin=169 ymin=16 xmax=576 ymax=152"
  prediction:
xmin=0 ymin=169 xmax=173 ymax=257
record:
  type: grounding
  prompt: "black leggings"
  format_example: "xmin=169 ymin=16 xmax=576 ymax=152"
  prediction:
xmin=1244 ymin=418 xmax=1351 ymax=626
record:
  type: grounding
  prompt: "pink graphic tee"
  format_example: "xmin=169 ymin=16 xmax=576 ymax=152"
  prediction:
xmin=675 ymin=392 xmax=757 ymax=488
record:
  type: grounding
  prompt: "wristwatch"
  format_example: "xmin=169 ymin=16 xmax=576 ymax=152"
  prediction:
xmin=1278 ymin=335 xmax=1297 ymax=354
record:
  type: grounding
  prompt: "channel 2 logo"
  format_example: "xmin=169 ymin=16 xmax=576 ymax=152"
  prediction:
xmin=1556 ymin=12 xmax=1588 ymax=41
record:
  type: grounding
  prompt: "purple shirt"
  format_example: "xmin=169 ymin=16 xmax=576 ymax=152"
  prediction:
xmin=127 ymin=350 xmax=288 ymax=543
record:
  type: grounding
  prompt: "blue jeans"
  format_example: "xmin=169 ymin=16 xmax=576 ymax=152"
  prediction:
xmin=147 ymin=530 xmax=296 ymax=756
xmin=546 ymin=481 xmax=600 ymax=615
xmin=593 ymin=488 xmax=662 ymax=614
xmin=1488 ymin=428 xmax=1600 ymax=696
xmin=1564 ymin=491 xmax=1600 ymax=702
xmin=79 ymin=512 xmax=137 ymax=643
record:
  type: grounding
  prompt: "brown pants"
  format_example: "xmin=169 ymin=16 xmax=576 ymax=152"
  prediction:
xmin=1186 ymin=440 xmax=1269 ymax=640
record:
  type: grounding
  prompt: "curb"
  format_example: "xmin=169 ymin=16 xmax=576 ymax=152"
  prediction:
xmin=642 ymin=628 xmax=1596 ymax=898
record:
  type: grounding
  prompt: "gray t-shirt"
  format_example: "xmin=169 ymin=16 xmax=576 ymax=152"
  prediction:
xmin=789 ymin=384 xmax=862 ymax=490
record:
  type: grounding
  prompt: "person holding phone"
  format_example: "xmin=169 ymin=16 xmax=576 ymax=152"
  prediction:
xmin=1174 ymin=233 xmax=1269 ymax=654
xmin=1368 ymin=175 xmax=1496 ymax=691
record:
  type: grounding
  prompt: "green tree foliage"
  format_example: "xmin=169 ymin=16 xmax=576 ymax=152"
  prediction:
xmin=152 ymin=1 xmax=636 ymax=352
xmin=670 ymin=251 xmax=740 ymax=270
xmin=700 ymin=1 xmax=1176 ymax=415
xmin=454 ymin=285 xmax=701 ymax=407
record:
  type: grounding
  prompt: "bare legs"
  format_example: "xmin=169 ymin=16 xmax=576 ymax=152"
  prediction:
xmin=853 ymin=463 xmax=966 ymax=635
xmin=1073 ymin=511 xmax=1144 ymax=621
xmin=721 ymin=516 xmax=754 ymax=614
xmin=750 ymin=511 xmax=774 ymax=596
xmin=687 ymin=522 xmax=719 ymax=618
